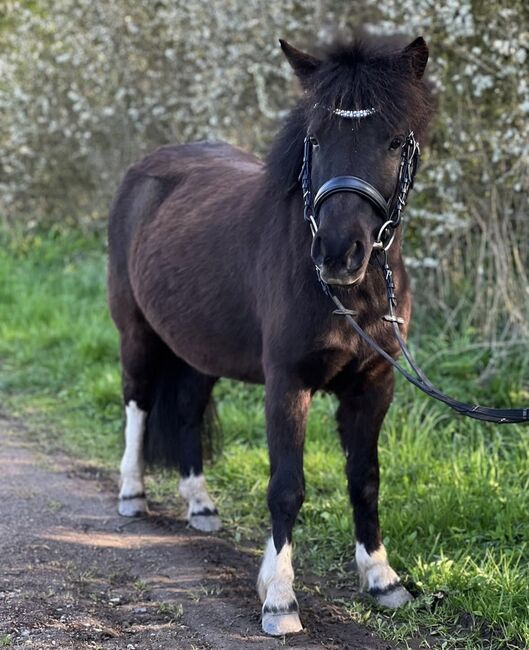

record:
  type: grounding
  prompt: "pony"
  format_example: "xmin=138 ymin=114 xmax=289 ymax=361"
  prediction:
xmin=108 ymin=33 xmax=435 ymax=636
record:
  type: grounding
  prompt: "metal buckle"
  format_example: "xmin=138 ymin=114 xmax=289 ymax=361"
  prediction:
xmin=333 ymin=307 xmax=358 ymax=317
xmin=382 ymin=314 xmax=405 ymax=324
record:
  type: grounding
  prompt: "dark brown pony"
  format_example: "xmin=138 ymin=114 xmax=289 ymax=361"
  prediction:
xmin=108 ymin=34 xmax=435 ymax=636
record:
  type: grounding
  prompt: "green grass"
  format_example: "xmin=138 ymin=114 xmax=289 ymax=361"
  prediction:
xmin=0 ymin=229 xmax=528 ymax=649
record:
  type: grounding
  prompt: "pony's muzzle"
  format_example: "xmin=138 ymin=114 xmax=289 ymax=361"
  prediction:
xmin=311 ymin=234 xmax=366 ymax=285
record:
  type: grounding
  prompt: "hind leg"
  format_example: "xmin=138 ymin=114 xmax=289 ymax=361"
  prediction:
xmin=173 ymin=365 xmax=221 ymax=532
xmin=115 ymin=310 xmax=220 ymax=527
xmin=118 ymin=320 xmax=161 ymax=517
xmin=119 ymin=400 xmax=148 ymax=516
xmin=179 ymin=473 xmax=221 ymax=532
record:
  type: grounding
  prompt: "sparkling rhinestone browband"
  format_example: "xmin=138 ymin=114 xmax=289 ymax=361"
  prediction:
xmin=332 ymin=107 xmax=377 ymax=119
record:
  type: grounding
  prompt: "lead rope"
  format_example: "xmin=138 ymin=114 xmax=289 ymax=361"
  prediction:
xmin=331 ymin=254 xmax=529 ymax=424
xmin=301 ymin=134 xmax=529 ymax=424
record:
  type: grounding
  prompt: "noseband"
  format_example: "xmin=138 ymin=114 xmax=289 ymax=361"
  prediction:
xmin=298 ymin=108 xmax=529 ymax=425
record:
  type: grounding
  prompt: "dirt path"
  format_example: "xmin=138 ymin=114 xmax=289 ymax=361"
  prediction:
xmin=0 ymin=415 xmax=396 ymax=649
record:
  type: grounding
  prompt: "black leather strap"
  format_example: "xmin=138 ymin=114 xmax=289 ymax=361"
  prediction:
xmin=329 ymin=260 xmax=529 ymax=425
xmin=313 ymin=176 xmax=390 ymax=220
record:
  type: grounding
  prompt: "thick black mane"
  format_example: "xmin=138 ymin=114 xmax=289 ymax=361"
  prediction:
xmin=266 ymin=33 xmax=436 ymax=196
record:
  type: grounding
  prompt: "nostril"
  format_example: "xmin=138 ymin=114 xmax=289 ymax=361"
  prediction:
xmin=346 ymin=241 xmax=365 ymax=272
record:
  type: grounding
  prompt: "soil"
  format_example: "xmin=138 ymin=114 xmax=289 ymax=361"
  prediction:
xmin=0 ymin=414 xmax=397 ymax=649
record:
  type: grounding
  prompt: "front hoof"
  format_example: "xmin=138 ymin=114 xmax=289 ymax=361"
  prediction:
xmin=189 ymin=509 xmax=222 ymax=532
xmin=262 ymin=608 xmax=302 ymax=636
xmin=370 ymin=583 xmax=414 ymax=608
xmin=118 ymin=494 xmax=147 ymax=517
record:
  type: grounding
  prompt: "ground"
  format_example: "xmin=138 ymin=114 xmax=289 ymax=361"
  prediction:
xmin=0 ymin=415 xmax=397 ymax=650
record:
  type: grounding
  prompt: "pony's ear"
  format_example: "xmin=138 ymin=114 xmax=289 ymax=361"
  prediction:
xmin=279 ymin=39 xmax=321 ymax=84
xmin=402 ymin=37 xmax=429 ymax=79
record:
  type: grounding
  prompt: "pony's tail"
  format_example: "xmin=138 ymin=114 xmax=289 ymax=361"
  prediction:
xmin=143 ymin=354 xmax=221 ymax=468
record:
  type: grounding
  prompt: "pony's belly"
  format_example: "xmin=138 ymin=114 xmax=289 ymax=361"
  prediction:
xmin=176 ymin=344 xmax=264 ymax=384
xmin=133 ymin=264 xmax=264 ymax=382
xmin=159 ymin=321 xmax=265 ymax=384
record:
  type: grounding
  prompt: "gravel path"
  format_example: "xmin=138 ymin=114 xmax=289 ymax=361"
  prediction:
xmin=0 ymin=415 xmax=396 ymax=649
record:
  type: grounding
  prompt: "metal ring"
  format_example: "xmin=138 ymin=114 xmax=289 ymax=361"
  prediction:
xmin=373 ymin=220 xmax=397 ymax=251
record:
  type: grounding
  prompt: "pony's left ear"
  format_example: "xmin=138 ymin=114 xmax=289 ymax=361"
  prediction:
xmin=402 ymin=37 xmax=429 ymax=79
xmin=279 ymin=39 xmax=321 ymax=85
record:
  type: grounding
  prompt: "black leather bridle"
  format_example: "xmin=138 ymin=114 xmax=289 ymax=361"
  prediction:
xmin=300 ymin=130 xmax=419 ymax=255
xmin=299 ymin=125 xmax=529 ymax=424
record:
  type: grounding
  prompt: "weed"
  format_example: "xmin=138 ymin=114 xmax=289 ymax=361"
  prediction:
xmin=47 ymin=499 xmax=64 ymax=513
xmin=133 ymin=580 xmax=149 ymax=596
xmin=157 ymin=602 xmax=184 ymax=622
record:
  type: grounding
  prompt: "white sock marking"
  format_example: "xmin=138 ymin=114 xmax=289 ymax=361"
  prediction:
xmin=119 ymin=400 xmax=147 ymax=499
xmin=356 ymin=542 xmax=400 ymax=591
xmin=179 ymin=472 xmax=216 ymax=520
xmin=257 ymin=536 xmax=297 ymax=608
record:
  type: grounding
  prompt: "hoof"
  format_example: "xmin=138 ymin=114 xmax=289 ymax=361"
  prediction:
xmin=118 ymin=495 xmax=147 ymax=517
xmin=371 ymin=583 xmax=414 ymax=608
xmin=189 ymin=510 xmax=222 ymax=532
xmin=262 ymin=609 xmax=302 ymax=636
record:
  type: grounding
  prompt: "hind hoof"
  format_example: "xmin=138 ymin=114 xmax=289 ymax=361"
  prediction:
xmin=371 ymin=583 xmax=413 ymax=608
xmin=262 ymin=610 xmax=302 ymax=636
xmin=118 ymin=495 xmax=148 ymax=517
xmin=189 ymin=511 xmax=222 ymax=532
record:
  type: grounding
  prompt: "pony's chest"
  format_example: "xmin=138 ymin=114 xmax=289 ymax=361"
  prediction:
xmin=294 ymin=314 xmax=398 ymax=390
xmin=295 ymin=347 xmax=357 ymax=389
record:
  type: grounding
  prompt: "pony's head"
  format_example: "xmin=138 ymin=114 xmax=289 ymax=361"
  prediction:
xmin=276 ymin=34 xmax=435 ymax=286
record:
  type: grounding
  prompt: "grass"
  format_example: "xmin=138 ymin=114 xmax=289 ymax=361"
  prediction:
xmin=0 ymin=228 xmax=528 ymax=649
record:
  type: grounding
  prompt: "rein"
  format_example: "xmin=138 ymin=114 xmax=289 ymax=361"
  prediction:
xmin=300 ymin=122 xmax=529 ymax=425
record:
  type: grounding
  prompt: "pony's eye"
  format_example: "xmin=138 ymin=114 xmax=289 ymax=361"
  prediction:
xmin=389 ymin=136 xmax=403 ymax=151
xmin=309 ymin=135 xmax=319 ymax=147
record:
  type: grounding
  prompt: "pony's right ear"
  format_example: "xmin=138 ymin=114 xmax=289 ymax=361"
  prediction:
xmin=279 ymin=39 xmax=321 ymax=85
xmin=402 ymin=37 xmax=429 ymax=79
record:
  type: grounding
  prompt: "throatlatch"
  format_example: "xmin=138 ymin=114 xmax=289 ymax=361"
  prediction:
xmin=300 ymin=119 xmax=529 ymax=425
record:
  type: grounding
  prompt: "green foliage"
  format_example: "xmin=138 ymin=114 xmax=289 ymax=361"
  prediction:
xmin=0 ymin=230 xmax=528 ymax=647
xmin=0 ymin=228 xmax=123 ymax=458
xmin=1 ymin=1 xmax=528 ymax=337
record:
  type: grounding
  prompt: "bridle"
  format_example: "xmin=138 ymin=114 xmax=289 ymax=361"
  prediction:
xmin=300 ymin=110 xmax=420 ymax=292
xmin=300 ymin=110 xmax=420 ymax=257
xmin=299 ymin=109 xmax=529 ymax=424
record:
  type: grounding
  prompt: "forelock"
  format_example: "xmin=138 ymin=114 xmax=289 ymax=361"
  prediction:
xmin=265 ymin=32 xmax=436 ymax=196
xmin=305 ymin=34 xmax=435 ymax=136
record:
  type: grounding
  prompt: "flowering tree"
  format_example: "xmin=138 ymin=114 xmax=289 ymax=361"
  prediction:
xmin=1 ymin=0 xmax=527 ymax=333
xmin=362 ymin=0 xmax=529 ymax=336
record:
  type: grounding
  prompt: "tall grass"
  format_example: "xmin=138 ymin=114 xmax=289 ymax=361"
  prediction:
xmin=0 ymin=229 xmax=527 ymax=648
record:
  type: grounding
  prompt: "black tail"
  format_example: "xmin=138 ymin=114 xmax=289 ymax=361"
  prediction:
xmin=143 ymin=353 xmax=221 ymax=471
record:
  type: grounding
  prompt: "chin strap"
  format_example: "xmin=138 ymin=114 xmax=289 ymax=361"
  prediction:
xmin=330 ymin=252 xmax=529 ymax=425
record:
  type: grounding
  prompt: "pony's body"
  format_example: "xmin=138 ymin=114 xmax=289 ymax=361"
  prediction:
xmin=109 ymin=142 xmax=406 ymax=386
xmin=108 ymin=34 xmax=435 ymax=636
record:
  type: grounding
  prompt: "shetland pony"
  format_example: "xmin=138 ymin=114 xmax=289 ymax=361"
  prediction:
xmin=108 ymin=34 xmax=435 ymax=635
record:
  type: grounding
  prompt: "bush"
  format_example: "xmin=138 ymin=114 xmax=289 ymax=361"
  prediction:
xmin=1 ymin=0 xmax=528 ymax=334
